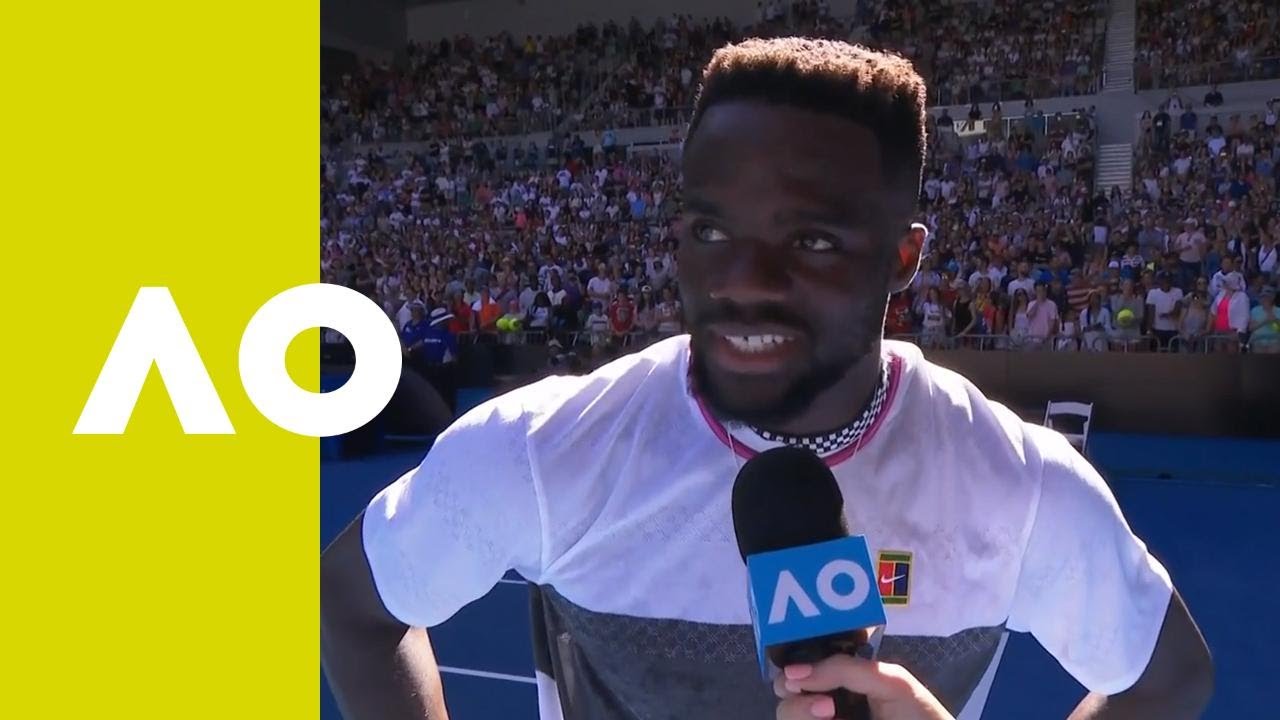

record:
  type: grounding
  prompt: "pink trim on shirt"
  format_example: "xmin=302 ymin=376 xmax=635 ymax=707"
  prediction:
xmin=692 ymin=352 xmax=905 ymax=466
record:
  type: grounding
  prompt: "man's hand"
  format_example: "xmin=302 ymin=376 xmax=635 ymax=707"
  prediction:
xmin=773 ymin=656 xmax=953 ymax=720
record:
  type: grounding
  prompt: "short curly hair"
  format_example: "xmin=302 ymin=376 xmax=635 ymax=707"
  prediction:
xmin=687 ymin=37 xmax=928 ymax=203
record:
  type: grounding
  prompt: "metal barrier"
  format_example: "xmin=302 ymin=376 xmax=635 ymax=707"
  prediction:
xmin=1135 ymin=54 xmax=1280 ymax=91
xmin=323 ymin=330 xmax=1272 ymax=360
xmin=930 ymin=71 xmax=1103 ymax=107
xmin=884 ymin=332 xmax=1261 ymax=354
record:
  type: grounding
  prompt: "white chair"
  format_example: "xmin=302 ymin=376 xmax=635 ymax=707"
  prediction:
xmin=1044 ymin=401 xmax=1093 ymax=452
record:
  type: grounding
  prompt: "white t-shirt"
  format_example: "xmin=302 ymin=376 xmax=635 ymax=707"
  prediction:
xmin=1145 ymin=288 xmax=1184 ymax=331
xmin=363 ymin=337 xmax=1172 ymax=720
xmin=921 ymin=301 xmax=947 ymax=331
xmin=1007 ymin=276 xmax=1036 ymax=299
xmin=587 ymin=276 xmax=613 ymax=299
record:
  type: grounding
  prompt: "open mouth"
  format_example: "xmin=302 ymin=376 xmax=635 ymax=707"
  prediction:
xmin=704 ymin=324 xmax=805 ymax=374
xmin=721 ymin=333 xmax=795 ymax=353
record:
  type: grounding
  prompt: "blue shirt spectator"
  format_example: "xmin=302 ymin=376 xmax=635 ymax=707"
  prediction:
xmin=416 ymin=308 xmax=459 ymax=364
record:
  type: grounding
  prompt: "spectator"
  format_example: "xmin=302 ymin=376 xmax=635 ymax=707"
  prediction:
xmin=472 ymin=287 xmax=503 ymax=333
xmin=655 ymin=285 xmax=683 ymax=336
xmin=1210 ymin=256 xmax=1245 ymax=299
xmin=400 ymin=301 xmax=432 ymax=359
xmin=885 ymin=290 xmax=915 ymax=337
xmin=1178 ymin=291 xmax=1211 ymax=352
xmin=1026 ymin=282 xmax=1061 ymax=346
xmin=1203 ymin=84 xmax=1223 ymax=108
xmin=1175 ymin=218 xmax=1208 ymax=286
xmin=634 ymin=285 xmax=658 ymax=337
xmin=526 ymin=291 xmax=553 ymax=331
xmin=1080 ymin=290 xmax=1112 ymax=351
xmin=587 ymin=263 xmax=614 ymax=304
xmin=918 ymin=286 xmax=950 ymax=348
xmin=1008 ymin=288 xmax=1032 ymax=346
xmin=1209 ymin=274 xmax=1250 ymax=351
xmin=1110 ymin=279 xmax=1147 ymax=349
xmin=1145 ymin=271 xmax=1184 ymax=350
xmin=1248 ymin=286 xmax=1279 ymax=352
xmin=585 ymin=301 xmax=611 ymax=355
xmin=1056 ymin=307 xmax=1081 ymax=351
xmin=608 ymin=288 xmax=637 ymax=343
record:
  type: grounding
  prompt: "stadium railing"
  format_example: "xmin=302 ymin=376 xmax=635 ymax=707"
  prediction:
xmin=883 ymin=333 xmax=1257 ymax=353
xmin=1135 ymin=55 xmax=1280 ymax=91
xmin=929 ymin=70 xmax=1103 ymax=107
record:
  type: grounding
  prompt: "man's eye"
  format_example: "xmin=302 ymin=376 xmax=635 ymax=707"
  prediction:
xmin=693 ymin=222 xmax=730 ymax=243
xmin=795 ymin=234 xmax=838 ymax=252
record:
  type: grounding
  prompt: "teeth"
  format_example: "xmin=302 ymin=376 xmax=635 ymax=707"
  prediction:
xmin=724 ymin=334 xmax=792 ymax=352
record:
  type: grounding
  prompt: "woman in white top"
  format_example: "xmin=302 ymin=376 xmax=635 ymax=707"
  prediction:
xmin=655 ymin=286 xmax=683 ymax=336
xmin=1056 ymin=307 xmax=1081 ymax=351
xmin=525 ymin=292 xmax=553 ymax=330
xmin=1255 ymin=237 xmax=1278 ymax=277
xmin=1079 ymin=291 xmax=1112 ymax=352
xmin=917 ymin=286 xmax=950 ymax=349
xmin=634 ymin=286 xmax=659 ymax=339
xmin=1008 ymin=288 xmax=1032 ymax=349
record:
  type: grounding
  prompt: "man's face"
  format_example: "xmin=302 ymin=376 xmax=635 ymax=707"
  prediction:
xmin=677 ymin=102 xmax=905 ymax=427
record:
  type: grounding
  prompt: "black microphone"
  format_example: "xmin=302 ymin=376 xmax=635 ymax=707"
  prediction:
xmin=732 ymin=446 xmax=873 ymax=720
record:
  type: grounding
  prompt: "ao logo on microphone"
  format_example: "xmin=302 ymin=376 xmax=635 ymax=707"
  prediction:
xmin=745 ymin=536 xmax=887 ymax=671
xmin=766 ymin=558 xmax=872 ymax=624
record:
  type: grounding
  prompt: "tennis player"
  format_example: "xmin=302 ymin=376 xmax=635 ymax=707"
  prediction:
xmin=322 ymin=39 xmax=1213 ymax=719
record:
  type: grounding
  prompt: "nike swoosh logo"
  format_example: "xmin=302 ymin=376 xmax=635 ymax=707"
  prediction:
xmin=880 ymin=573 xmax=906 ymax=585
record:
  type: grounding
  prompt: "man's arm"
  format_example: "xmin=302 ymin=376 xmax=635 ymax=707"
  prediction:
xmin=1069 ymin=589 xmax=1212 ymax=719
xmin=321 ymin=513 xmax=448 ymax=720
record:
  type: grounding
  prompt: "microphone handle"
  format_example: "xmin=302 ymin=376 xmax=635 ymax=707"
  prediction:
xmin=769 ymin=632 xmax=872 ymax=720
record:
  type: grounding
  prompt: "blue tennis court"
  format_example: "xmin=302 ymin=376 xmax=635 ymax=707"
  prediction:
xmin=321 ymin=434 xmax=1278 ymax=718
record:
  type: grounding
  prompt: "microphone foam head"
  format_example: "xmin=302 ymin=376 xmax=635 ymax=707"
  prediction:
xmin=731 ymin=446 xmax=849 ymax=561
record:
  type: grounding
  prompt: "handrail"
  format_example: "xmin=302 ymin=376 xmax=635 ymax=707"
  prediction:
xmin=1134 ymin=54 xmax=1280 ymax=91
xmin=321 ymin=330 xmax=1269 ymax=358
xmin=930 ymin=71 xmax=1103 ymax=108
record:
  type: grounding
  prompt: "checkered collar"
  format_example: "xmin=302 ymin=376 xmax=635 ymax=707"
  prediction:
xmin=749 ymin=359 xmax=891 ymax=457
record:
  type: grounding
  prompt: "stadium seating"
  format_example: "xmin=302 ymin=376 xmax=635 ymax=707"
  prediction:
xmin=322 ymin=2 xmax=1280 ymax=368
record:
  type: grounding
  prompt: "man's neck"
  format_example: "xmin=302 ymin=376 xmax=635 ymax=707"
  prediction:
xmin=757 ymin=345 xmax=884 ymax=437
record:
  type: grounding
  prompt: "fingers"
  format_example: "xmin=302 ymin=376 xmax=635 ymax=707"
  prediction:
xmin=776 ymin=692 xmax=836 ymax=720
xmin=778 ymin=656 xmax=914 ymax=702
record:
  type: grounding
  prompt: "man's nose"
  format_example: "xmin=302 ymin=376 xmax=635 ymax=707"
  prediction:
xmin=707 ymin=239 xmax=791 ymax=306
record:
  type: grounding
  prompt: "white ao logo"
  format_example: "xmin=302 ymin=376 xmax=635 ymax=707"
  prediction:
xmin=767 ymin=559 xmax=872 ymax=625
xmin=74 ymin=284 xmax=402 ymax=437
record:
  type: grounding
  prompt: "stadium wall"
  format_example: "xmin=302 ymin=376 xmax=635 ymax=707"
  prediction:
xmin=428 ymin=345 xmax=1280 ymax=438
xmin=406 ymin=0 xmax=858 ymax=42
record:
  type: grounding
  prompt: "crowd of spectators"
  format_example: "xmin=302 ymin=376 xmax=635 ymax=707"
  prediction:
xmin=879 ymin=93 xmax=1280 ymax=354
xmin=321 ymin=7 xmax=1280 ymax=369
xmin=321 ymin=134 xmax=686 ymax=367
xmin=322 ymin=23 xmax=623 ymax=145
xmin=322 ymin=88 xmax=1278 ymax=360
xmin=576 ymin=0 xmax=1108 ymax=129
xmin=1135 ymin=0 xmax=1280 ymax=90
xmin=322 ymin=1 xmax=1108 ymax=147
xmin=853 ymin=0 xmax=1106 ymax=106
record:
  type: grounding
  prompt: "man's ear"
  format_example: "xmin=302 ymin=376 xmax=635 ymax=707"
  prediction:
xmin=889 ymin=223 xmax=928 ymax=294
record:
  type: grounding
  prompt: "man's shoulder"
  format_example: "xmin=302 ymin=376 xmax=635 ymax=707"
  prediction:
xmin=449 ymin=336 xmax=689 ymax=440
xmin=886 ymin=340 xmax=1045 ymax=470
